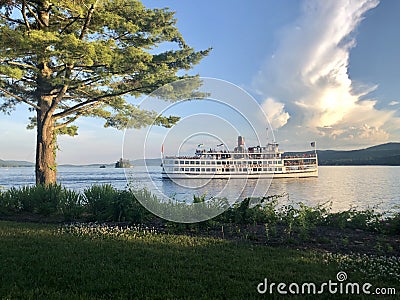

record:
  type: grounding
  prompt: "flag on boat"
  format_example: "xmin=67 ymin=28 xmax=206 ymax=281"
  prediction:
xmin=310 ymin=141 xmax=316 ymax=148
xmin=197 ymin=143 xmax=204 ymax=147
xmin=217 ymin=143 xmax=224 ymax=147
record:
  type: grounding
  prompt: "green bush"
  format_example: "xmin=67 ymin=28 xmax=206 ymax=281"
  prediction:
xmin=325 ymin=207 xmax=384 ymax=232
xmin=59 ymin=189 xmax=84 ymax=221
xmin=112 ymin=190 xmax=151 ymax=223
xmin=1 ymin=184 xmax=399 ymax=238
xmin=0 ymin=187 xmax=22 ymax=214
xmin=82 ymin=184 xmax=117 ymax=221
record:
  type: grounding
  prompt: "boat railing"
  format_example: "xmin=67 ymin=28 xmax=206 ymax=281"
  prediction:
xmin=283 ymin=154 xmax=317 ymax=159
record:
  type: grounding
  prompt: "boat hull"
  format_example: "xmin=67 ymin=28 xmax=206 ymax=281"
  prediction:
xmin=162 ymin=169 xmax=318 ymax=179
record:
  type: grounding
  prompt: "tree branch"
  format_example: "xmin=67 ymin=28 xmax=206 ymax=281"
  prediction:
xmin=0 ymin=13 xmax=25 ymax=25
xmin=47 ymin=84 xmax=69 ymax=116
xmin=53 ymin=98 xmax=98 ymax=120
xmin=21 ymin=1 xmax=31 ymax=30
xmin=59 ymin=16 xmax=80 ymax=35
xmin=79 ymin=2 xmax=97 ymax=40
xmin=53 ymin=84 xmax=157 ymax=120
xmin=25 ymin=3 xmax=45 ymax=28
xmin=54 ymin=114 xmax=80 ymax=130
xmin=4 ymin=60 xmax=36 ymax=70
xmin=0 ymin=87 xmax=39 ymax=110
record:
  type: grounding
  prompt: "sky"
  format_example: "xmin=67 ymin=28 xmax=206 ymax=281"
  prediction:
xmin=1 ymin=0 xmax=399 ymax=164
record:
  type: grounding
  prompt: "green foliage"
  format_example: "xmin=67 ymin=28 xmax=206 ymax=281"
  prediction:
xmin=83 ymin=184 xmax=117 ymax=221
xmin=0 ymin=1 xmax=210 ymax=184
xmin=81 ymin=185 xmax=153 ymax=222
xmin=60 ymin=188 xmax=84 ymax=221
xmin=1 ymin=184 xmax=399 ymax=238
xmin=0 ymin=184 xmax=83 ymax=217
xmin=0 ymin=0 xmax=210 ymax=130
xmin=325 ymin=207 xmax=385 ymax=232
xmin=217 ymin=195 xmax=282 ymax=225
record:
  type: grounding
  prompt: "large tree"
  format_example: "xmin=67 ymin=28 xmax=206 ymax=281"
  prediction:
xmin=0 ymin=0 xmax=209 ymax=184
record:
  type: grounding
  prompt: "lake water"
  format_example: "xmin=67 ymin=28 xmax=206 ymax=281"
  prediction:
xmin=0 ymin=166 xmax=399 ymax=212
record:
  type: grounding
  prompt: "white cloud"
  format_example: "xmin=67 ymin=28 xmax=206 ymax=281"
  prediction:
xmin=388 ymin=101 xmax=399 ymax=106
xmin=261 ymin=97 xmax=290 ymax=129
xmin=253 ymin=0 xmax=400 ymax=148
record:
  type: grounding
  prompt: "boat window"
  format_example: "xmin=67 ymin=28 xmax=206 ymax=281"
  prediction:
xmin=180 ymin=168 xmax=184 ymax=171
xmin=174 ymin=161 xmax=178 ymax=164
xmin=196 ymin=168 xmax=200 ymax=172
xmin=211 ymin=168 xmax=216 ymax=172
xmin=253 ymin=161 xmax=257 ymax=164
xmin=190 ymin=168 xmax=195 ymax=172
xmin=196 ymin=161 xmax=200 ymax=165
xmin=217 ymin=161 xmax=221 ymax=165
xmin=253 ymin=168 xmax=257 ymax=172
xmin=278 ymin=168 xmax=282 ymax=171
xmin=185 ymin=161 xmax=189 ymax=165
xmin=258 ymin=168 xmax=262 ymax=171
xmin=201 ymin=168 xmax=205 ymax=172
xmin=201 ymin=161 xmax=205 ymax=165
xmin=206 ymin=161 xmax=210 ymax=165
xmin=263 ymin=168 xmax=268 ymax=171
xmin=185 ymin=168 xmax=189 ymax=172
xmin=243 ymin=168 xmax=247 ymax=171
xmin=258 ymin=161 xmax=262 ymax=164
xmin=174 ymin=168 xmax=179 ymax=171
xmin=180 ymin=161 xmax=184 ymax=164
xmin=206 ymin=168 xmax=210 ymax=172
xmin=190 ymin=161 xmax=195 ymax=164
xmin=211 ymin=161 xmax=216 ymax=165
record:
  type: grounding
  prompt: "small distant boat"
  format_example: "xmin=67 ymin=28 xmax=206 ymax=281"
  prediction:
xmin=115 ymin=158 xmax=132 ymax=168
xmin=162 ymin=136 xmax=318 ymax=179
xmin=99 ymin=165 xmax=106 ymax=168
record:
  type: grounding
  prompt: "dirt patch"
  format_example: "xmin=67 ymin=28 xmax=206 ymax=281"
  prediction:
xmin=166 ymin=223 xmax=400 ymax=256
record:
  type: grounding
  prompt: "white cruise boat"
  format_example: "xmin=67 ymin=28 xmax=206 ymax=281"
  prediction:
xmin=161 ymin=136 xmax=318 ymax=179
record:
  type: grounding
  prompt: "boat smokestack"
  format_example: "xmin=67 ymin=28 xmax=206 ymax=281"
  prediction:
xmin=238 ymin=136 xmax=244 ymax=147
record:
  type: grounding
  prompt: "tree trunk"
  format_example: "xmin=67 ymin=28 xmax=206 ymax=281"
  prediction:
xmin=34 ymin=2 xmax=57 ymax=185
xmin=35 ymin=101 xmax=56 ymax=185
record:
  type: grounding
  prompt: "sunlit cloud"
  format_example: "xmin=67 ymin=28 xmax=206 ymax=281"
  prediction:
xmin=261 ymin=97 xmax=290 ymax=129
xmin=388 ymin=101 xmax=399 ymax=106
xmin=254 ymin=0 xmax=400 ymax=148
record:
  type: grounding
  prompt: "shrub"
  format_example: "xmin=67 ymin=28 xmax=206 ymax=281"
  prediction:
xmin=59 ymin=189 xmax=84 ymax=221
xmin=82 ymin=184 xmax=117 ymax=221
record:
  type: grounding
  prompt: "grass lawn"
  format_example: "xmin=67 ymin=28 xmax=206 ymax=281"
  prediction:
xmin=0 ymin=221 xmax=397 ymax=299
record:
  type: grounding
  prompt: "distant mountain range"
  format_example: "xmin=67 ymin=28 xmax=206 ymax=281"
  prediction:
xmin=1 ymin=142 xmax=400 ymax=167
xmin=286 ymin=142 xmax=400 ymax=166
xmin=0 ymin=159 xmax=34 ymax=167
xmin=316 ymin=142 xmax=400 ymax=166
